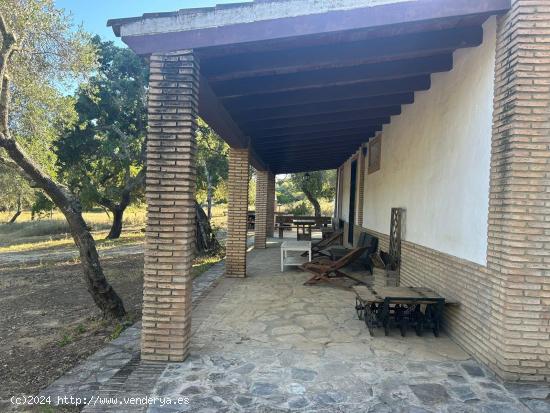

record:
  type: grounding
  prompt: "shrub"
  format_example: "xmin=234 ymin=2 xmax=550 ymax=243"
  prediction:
xmin=287 ymin=201 xmax=312 ymax=216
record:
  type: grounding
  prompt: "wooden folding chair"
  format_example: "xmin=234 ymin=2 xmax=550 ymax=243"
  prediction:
xmin=300 ymin=246 xmax=369 ymax=288
xmin=301 ymin=229 xmax=343 ymax=258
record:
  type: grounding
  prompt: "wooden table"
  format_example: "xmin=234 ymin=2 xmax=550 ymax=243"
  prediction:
xmin=294 ymin=219 xmax=315 ymax=241
xmin=281 ymin=241 xmax=311 ymax=272
xmin=353 ymin=285 xmax=446 ymax=337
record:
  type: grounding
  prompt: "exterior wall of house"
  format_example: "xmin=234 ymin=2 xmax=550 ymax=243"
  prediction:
xmin=337 ymin=3 xmax=550 ymax=381
xmin=362 ymin=17 xmax=496 ymax=265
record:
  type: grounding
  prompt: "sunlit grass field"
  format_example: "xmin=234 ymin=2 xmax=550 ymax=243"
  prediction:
xmin=0 ymin=206 xmax=147 ymax=250
xmin=0 ymin=199 xmax=333 ymax=251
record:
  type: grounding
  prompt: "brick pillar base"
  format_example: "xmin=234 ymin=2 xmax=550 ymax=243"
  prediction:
xmin=142 ymin=50 xmax=198 ymax=362
xmin=267 ymin=172 xmax=276 ymax=237
xmin=488 ymin=0 xmax=550 ymax=381
xmin=226 ymin=148 xmax=249 ymax=277
xmin=255 ymin=170 xmax=269 ymax=249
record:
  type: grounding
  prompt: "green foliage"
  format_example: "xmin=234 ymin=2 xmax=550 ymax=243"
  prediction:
xmin=291 ymin=170 xmax=336 ymax=201
xmin=196 ymin=118 xmax=229 ymax=205
xmin=287 ymin=201 xmax=312 ymax=216
xmin=109 ymin=323 xmax=125 ymax=341
xmin=56 ymin=36 xmax=148 ymax=211
xmin=0 ymin=0 xmax=96 ymax=174
xmin=31 ymin=192 xmax=55 ymax=218
xmin=0 ymin=1 xmax=97 ymax=222
xmin=57 ymin=333 xmax=73 ymax=347
xmin=276 ymin=177 xmax=300 ymax=205
xmin=0 ymin=164 xmax=34 ymax=212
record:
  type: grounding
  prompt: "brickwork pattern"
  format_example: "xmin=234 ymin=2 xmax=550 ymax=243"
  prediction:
xmin=142 ymin=50 xmax=199 ymax=362
xmin=266 ymin=172 xmax=276 ymax=238
xmin=488 ymin=0 xmax=550 ymax=381
xmin=356 ymin=148 xmax=366 ymax=227
xmin=226 ymin=148 xmax=250 ymax=277
xmin=254 ymin=170 xmax=269 ymax=249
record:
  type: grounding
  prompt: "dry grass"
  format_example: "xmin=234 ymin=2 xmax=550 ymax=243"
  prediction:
xmin=276 ymin=198 xmax=335 ymax=216
xmin=0 ymin=207 xmax=146 ymax=248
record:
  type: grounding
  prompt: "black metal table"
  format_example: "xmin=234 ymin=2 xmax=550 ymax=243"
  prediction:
xmin=353 ymin=286 xmax=445 ymax=337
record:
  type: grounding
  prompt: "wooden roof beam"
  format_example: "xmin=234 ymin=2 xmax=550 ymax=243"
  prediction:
xmin=231 ymin=93 xmax=414 ymax=122
xmin=223 ymin=75 xmax=431 ymax=111
xmin=212 ymin=54 xmax=452 ymax=98
xmin=202 ymin=27 xmax=481 ymax=81
xmin=252 ymin=122 xmax=385 ymax=140
xmin=243 ymin=108 xmax=398 ymax=133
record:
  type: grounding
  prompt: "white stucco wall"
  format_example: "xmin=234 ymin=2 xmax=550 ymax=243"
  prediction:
xmin=341 ymin=18 xmax=496 ymax=265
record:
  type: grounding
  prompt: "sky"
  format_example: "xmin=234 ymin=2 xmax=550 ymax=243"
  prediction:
xmin=55 ymin=0 xmax=252 ymax=46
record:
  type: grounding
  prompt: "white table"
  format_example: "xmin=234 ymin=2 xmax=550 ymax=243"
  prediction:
xmin=281 ymin=241 xmax=312 ymax=272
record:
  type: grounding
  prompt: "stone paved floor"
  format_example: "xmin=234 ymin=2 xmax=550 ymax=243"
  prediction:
xmin=41 ymin=240 xmax=549 ymax=412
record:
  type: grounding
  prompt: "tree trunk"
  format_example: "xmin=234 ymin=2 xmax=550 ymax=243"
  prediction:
xmin=195 ymin=201 xmax=221 ymax=255
xmin=205 ymin=166 xmax=213 ymax=220
xmin=0 ymin=135 xmax=126 ymax=320
xmin=99 ymin=169 xmax=144 ymax=240
xmin=303 ymin=187 xmax=322 ymax=217
xmin=8 ymin=194 xmax=21 ymax=223
xmin=106 ymin=207 xmax=124 ymax=239
xmin=0 ymin=25 xmax=125 ymax=319
xmin=8 ymin=209 xmax=20 ymax=223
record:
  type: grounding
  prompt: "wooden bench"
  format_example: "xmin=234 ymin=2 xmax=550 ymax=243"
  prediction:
xmin=275 ymin=215 xmax=332 ymax=238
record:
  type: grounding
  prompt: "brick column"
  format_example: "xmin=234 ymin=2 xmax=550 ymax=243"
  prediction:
xmin=226 ymin=148 xmax=250 ymax=277
xmin=142 ymin=51 xmax=199 ymax=362
xmin=254 ymin=171 xmax=275 ymax=247
xmin=488 ymin=0 xmax=550 ymax=381
xmin=356 ymin=147 xmax=366 ymax=227
xmin=267 ymin=172 xmax=276 ymax=237
xmin=254 ymin=170 xmax=269 ymax=249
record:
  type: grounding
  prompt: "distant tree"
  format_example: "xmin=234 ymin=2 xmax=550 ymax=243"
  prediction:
xmin=0 ymin=3 xmax=126 ymax=319
xmin=56 ymin=37 xmax=148 ymax=239
xmin=196 ymin=118 xmax=228 ymax=219
xmin=0 ymin=164 xmax=34 ymax=222
xmin=276 ymin=177 xmax=300 ymax=205
xmin=291 ymin=170 xmax=336 ymax=217
xmin=30 ymin=191 xmax=55 ymax=220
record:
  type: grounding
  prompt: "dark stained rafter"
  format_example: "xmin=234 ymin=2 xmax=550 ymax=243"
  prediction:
xmin=273 ymin=161 xmax=348 ymax=174
xmin=256 ymin=142 xmax=373 ymax=158
xmin=231 ymin=93 xmax=414 ymax=122
xmin=253 ymin=131 xmax=376 ymax=147
xmin=222 ymin=75 xmax=431 ymax=111
xmin=202 ymin=27 xmax=480 ymax=81
xmin=273 ymin=153 xmax=354 ymax=162
xmin=211 ymin=54 xmax=453 ymax=98
xmin=243 ymin=108 xmax=399 ymax=133
xmin=254 ymin=134 xmax=376 ymax=151
xmin=252 ymin=123 xmax=385 ymax=140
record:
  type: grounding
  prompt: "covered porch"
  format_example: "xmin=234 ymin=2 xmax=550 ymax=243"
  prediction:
xmin=42 ymin=242 xmax=546 ymax=412
xmin=107 ymin=0 xmax=550 ymax=384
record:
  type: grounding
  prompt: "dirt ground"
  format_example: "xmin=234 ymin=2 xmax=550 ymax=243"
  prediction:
xmin=0 ymin=242 xmax=145 ymax=411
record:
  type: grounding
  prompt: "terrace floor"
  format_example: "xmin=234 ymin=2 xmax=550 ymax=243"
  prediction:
xmin=41 ymin=239 xmax=549 ymax=413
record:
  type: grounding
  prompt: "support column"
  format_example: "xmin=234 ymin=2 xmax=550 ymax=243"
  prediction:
xmin=267 ymin=172 xmax=276 ymax=238
xmin=488 ymin=0 xmax=550 ymax=381
xmin=254 ymin=170 xmax=269 ymax=249
xmin=142 ymin=50 xmax=199 ymax=362
xmin=255 ymin=170 xmax=275 ymax=248
xmin=356 ymin=147 xmax=366 ymax=227
xmin=226 ymin=148 xmax=250 ymax=277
